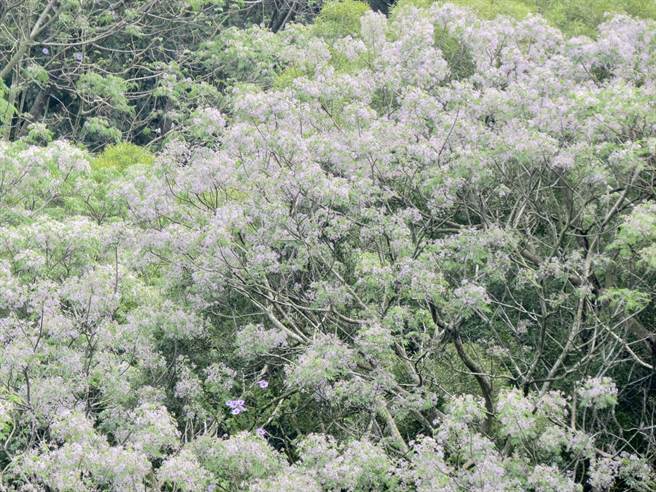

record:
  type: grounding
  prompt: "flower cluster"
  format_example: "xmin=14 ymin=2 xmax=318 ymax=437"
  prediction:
xmin=226 ymin=399 xmax=247 ymax=415
xmin=578 ymin=376 xmax=619 ymax=410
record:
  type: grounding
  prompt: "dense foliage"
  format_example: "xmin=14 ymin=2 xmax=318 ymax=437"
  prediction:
xmin=3 ymin=0 xmax=656 ymax=147
xmin=2 ymin=1 xmax=656 ymax=491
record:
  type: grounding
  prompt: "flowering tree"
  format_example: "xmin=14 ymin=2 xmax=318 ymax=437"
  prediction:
xmin=1 ymin=2 xmax=656 ymax=490
xmin=0 ymin=0 xmax=335 ymax=146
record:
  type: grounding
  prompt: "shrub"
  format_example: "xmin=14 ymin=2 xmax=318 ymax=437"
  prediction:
xmin=91 ymin=142 xmax=155 ymax=172
xmin=313 ymin=0 xmax=372 ymax=38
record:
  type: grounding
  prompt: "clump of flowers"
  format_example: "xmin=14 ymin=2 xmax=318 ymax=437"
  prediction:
xmin=235 ymin=323 xmax=288 ymax=359
xmin=285 ymin=334 xmax=355 ymax=391
xmin=158 ymin=448 xmax=212 ymax=491
xmin=578 ymin=376 xmax=618 ymax=410
xmin=190 ymin=432 xmax=285 ymax=485
xmin=226 ymin=399 xmax=247 ymax=415
xmin=496 ymin=388 xmax=537 ymax=440
xmin=588 ymin=453 xmax=652 ymax=491
xmin=296 ymin=434 xmax=395 ymax=490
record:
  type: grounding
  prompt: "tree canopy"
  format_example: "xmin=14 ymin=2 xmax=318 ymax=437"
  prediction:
xmin=1 ymin=1 xmax=656 ymax=490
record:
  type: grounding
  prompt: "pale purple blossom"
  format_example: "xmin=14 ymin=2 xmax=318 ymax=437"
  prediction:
xmin=226 ymin=399 xmax=246 ymax=415
xmin=578 ymin=377 xmax=618 ymax=410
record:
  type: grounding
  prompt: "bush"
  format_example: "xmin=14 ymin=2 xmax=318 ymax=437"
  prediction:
xmin=313 ymin=0 xmax=371 ymax=38
xmin=535 ymin=0 xmax=656 ymax=37
xmin=91 ymin=142 xmax=155 ymax=172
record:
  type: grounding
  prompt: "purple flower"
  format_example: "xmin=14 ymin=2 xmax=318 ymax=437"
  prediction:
xmin=257 ymin=379 xmax=269 ymax=389
xmin=42 ymin=47 xmax=49 ymax=55
xmin=74 ymin=52 xmax=83 ymax=62
xmin=256 ymin=427 xmax=268 ymax=438
xmin=226 ymin=399 xmax=246 ymax=415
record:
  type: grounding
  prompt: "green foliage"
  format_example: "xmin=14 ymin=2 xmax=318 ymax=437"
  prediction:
xmin=23 ymin=64 xmax=49 ymax=85
xmin=81 ymin=117 xmax=122 ymax=148
xmin=392 ymin=0 xmax=533 ymax=21
xmin=21 ymin=123 xmax=54 ymax=146
xmin=0 ymin=83 xmax=15 ymax=135
xmin=313 ymin=0 xmax=371 ymax=39
xmin=434 ymin=26 xmax=476 ymax=80
xmin=450 ymin=0 xmax=533 ymax=19
xmin=612 ymin=202 xmax=656 ymax=269
xmin=0 ymin=0 xmax=291 ymax=144
xmin=187 ymin=0 xmax=228 ymax=10
xmin=272 ymin=66 xmax=306 ymax=89
xmin=199 ymin=26 xmax=287 ymax=90
xmin=91 ymin=142 xmax=155 ymax=172
xmin=599 ymin=288 xmax=651 ymax=313
xmin=77 ymin=72 xmax=133 ymax=114
xmin=531 ymin=0 xmax=656 ymax=37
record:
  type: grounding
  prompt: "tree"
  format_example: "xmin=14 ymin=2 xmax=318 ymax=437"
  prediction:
xmin=1 ymin=2 xmax=656 ymax=491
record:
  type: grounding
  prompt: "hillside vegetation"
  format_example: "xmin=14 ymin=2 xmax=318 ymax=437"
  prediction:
xmin=1 ymin=1 xmax=656 ymax=490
